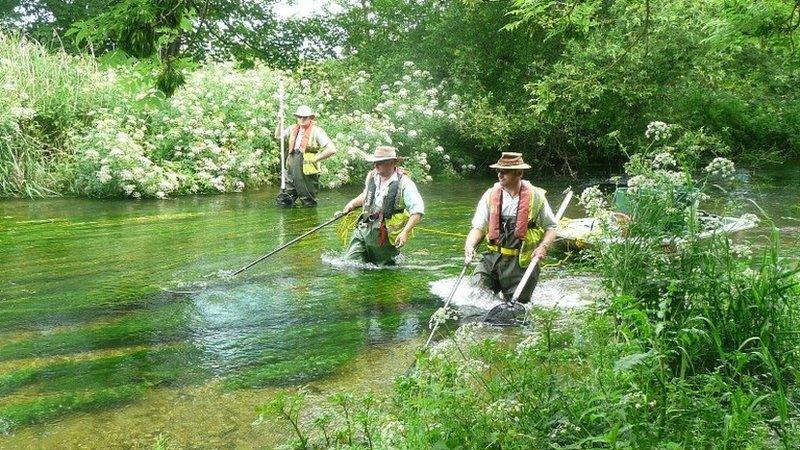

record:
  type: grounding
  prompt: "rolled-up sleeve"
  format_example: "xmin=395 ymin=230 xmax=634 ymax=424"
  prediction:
xmin=471 ymin=192 xmax=490 ymax=231
xmin=402 ymin=178 xmax=425 ymax=215
xmin=538 ymin=199 xmax=558 ymax=230
xmin=315 ymin=127 xmax=332 ymax=148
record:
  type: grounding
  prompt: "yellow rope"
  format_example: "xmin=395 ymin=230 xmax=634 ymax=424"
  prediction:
xmin=414 ymin=226 xmax=469 ymax=239
xmin=336 ymin=213 xmax=469 ymax=245
xmin=542 ymin=251 xmax=574 ymax=269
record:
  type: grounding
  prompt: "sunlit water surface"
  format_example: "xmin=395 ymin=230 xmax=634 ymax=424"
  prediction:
xmin=1 ymin=166 xmax=798 ymax=448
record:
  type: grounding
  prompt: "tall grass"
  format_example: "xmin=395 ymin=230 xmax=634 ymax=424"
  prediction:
xmin=0 ymin=33 xmax=113 ymax=196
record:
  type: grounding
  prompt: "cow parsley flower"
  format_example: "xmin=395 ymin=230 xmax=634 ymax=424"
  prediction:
xmin=645 ymin=121 xmax=671 ymax=141
xmin=652 ymin=152 xmax=676 ymax=169
xmin=429 ymin=306 xmax=459 ymax=329
xmin=704 ymin=157 xmax=735 ymax=180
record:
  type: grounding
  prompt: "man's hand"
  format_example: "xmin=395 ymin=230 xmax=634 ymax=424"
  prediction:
xmin=334 ymin=205 xmax=350 ymax=218
xmin=395 ymin=229 xmax=410 ymax=247
xmin=533 ymin=244 xmax=549 ymax=260
xmin=464 ymin=245 xmax=476 ymax=264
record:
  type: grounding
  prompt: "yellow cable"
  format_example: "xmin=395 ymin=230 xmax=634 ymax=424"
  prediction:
xmin=414 ymin=226 xmax=469 ymax=238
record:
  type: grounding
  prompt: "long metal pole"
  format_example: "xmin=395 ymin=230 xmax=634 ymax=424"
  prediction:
xmin=510 ymin=189 xmax=573 ymax=302
xmin=231 ymin=213 xmax=346 ymax=276
xmin=424 ymin=259 xmax=471 ymax=348
xmin=278 ymin=79 xmax=286 ymax=190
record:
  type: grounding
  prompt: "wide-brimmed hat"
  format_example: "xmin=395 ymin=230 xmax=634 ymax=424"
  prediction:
xmin=365 ymin=146 xmax=404 ymax=163
xmin=293 ymin=105 xmax=317 ymax=118
xmin=489 ymin=152 xmax=531 ymax=170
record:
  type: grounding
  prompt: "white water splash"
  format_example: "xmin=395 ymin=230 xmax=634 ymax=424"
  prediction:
xmin=216 ymin=269 xmax=235 ymax=279
xmin=321 ymin=252 xmax=456 ymax=271
xmin=429 ymin=275 xmax=601 ymax=311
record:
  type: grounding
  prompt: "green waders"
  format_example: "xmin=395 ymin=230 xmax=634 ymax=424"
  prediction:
xmin=279 ymin=151 xmax=319 ymax=207
xmin=343 ymin=219 xmax=399 ymax=265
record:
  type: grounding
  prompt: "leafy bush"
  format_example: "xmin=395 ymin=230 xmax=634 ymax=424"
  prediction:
xmin=0 ymin=34 xmax=472 ymax=198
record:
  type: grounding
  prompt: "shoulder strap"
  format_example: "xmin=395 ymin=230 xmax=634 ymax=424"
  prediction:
xmin=364 ymin=170 xmax=378 ymax=210
xmin=487 ymin=183 xmax=503 ymax=242
xmin=382 ymin=169 xmax=405 ymax=219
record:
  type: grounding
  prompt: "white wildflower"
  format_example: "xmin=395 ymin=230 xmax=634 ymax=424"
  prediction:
xmin=10 ymin=106 xmax=35 ymax=120
xmin=380 ymin=420 xmax=406 ymax=445
xmin=652 ymin=152 xmax=676 ymax=169
xmin=730 ymin=244 xmax=752 ymax=259
xmin=97 ymin=166 xmax=112 ymax=184
xmin=428 ymin=306 xmax=459 ymax=329
xmin=579 ymin=186 xmax=608 ymax=217
xmin=515 ymin=335 xmax=539 ymax=355
xmin=704 ymin=157 xmax=735 ymax=180
xmin=645 ymin=121 xmax=671 ymax=141
xmin=485 ymin=397 xmax=523 ymax=421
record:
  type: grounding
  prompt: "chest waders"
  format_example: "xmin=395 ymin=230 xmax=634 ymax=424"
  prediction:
xmin=279 ymin=125 xmax=322 ymax=207
xmin=343 ymin=171 xmax=411 ymax=265
xmin=473 ymin=182 xmax=547 ymax=303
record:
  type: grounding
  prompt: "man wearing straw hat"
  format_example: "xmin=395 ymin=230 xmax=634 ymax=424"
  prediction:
xmin=463 ymin=152 xmax=558 ymax=303
xmin=274 ymin=105 xmax=337 ymax=206
xmin=338 ymin=146 xmax=425 ymax=265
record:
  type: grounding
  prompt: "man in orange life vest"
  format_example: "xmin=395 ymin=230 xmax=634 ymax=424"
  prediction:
xmin=339 ymin=146 xmax=425 ymax=265
xmin=463 ymin=152 xmax=558 ymax=303
xmin=274 ymin=105 xmax=337 ymax=206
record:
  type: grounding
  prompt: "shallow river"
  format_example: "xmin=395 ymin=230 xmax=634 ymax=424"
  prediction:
xmin=1 ymin=166 xmax=798 ymax=448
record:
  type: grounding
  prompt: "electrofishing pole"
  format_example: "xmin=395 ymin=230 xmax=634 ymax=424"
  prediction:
xmin=232 ymin=211 xmax=348 ymax=276
xmin=405 ymin=257 xmax=472 ymax=376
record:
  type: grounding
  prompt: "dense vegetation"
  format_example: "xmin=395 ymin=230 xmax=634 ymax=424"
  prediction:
xmin=2 ymin=0 xmax=800 ymax=198
xmin=262 ymin=130 xmax=800 ymax=448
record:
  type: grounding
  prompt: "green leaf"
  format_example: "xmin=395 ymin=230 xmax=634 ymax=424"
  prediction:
xmin=613 ymin=351 xmax=652 ymax=373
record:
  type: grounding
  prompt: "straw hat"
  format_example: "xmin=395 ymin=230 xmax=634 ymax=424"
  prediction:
xmin=365 ymin=146 xmax=404 ymax=163
xmin=489 ymin=152 xmax=531 ymax=170
xmin=293 ymin=105 xmax=317 ymax=118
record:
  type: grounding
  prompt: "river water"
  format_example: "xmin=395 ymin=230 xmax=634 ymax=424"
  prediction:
xmin=1 ymin=166 xmax=798 ymax=448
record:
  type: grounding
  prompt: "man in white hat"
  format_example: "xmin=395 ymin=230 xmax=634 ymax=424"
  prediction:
xmin=463 ymin=152 xmax=558 ymax=303
xmin=338 ymin=146 xmax=425 ymax=265
xmin=274 ymin=105 xmax=337 ymax=206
